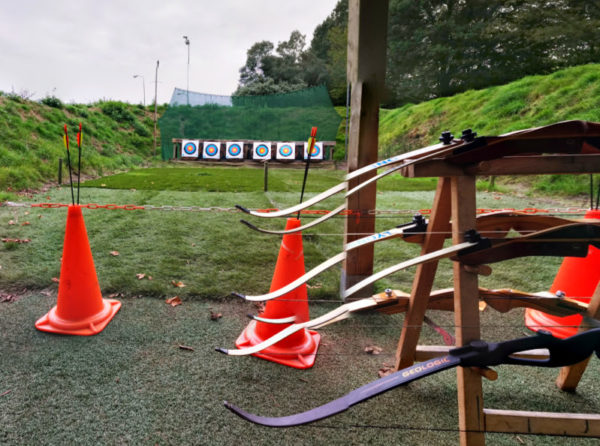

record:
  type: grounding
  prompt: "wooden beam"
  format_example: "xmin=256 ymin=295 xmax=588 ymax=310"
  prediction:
xmin=342 ymin=0 xmax=389 ymax=299
xmin=404 ymin=155 xmax=600 ymax=178
xmin=395 ymin=177 xmax=452 ymax=369
xmin=451 ymin=175 xmax=485 ymax=446
xmin=484 ymin=409 xmax=600 ymax=437
xmin=415 ymin=346 xmax=550 ymax=362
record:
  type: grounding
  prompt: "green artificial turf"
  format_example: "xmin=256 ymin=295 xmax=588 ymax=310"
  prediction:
xmin=1 ymin=166 xmax=599 ymax=444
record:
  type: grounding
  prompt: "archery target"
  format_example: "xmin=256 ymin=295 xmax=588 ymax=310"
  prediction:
xmin=226 ymin=141 xmax=244 ymax=159
xmin=303 ymin=141 xmax=323 ymax=160
xmin=202 ymin=141 xmax=221 ymax=160
xmin=276 ymin=142 xmax=296 ymax=161
xmin=181 ymin=139 xmax=200 ymax=158
xmin=252 ymin=142 xmax=272 ymax=160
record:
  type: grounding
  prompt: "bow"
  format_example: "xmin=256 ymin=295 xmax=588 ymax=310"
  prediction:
xmin=224 ymin=328 xmax=600 ymax=427
xmin=217 ymin=287 xmax=589 ymax=356
xmin=343 ymin=222 xmax=600 ymax=300
xmin=234 ymin=212 xmax=582 ymax=302
xmin=237 ymin=120 xmax=600 ymax=235
xmin=233 ymin=215 xmax=427 ymax=301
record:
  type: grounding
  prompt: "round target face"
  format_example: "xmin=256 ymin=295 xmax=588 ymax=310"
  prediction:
xmin=205 ymin=144 xmax=219 ymax=156
xmin=256 ymin=144 xmax=269 ymax=157
xmin=183 ymin=142 xmax=197 ymax=155
xmin=309 ymin=145 xmax=321 ymax=157
xmin=278 ymin=145 xmax=293 ymax=157
xmin=228 ymin=143 xmax=242 ymax=157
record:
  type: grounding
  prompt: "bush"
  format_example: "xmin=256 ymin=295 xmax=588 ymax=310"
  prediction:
xmin=41 ymin=96 xmax=64 ymax=109
xmin=99 ymin=101 xmax=136 ymax=125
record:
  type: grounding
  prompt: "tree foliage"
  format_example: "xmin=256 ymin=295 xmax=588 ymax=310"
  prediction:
xmin=235 ymin=1 xmax=600 ymax=106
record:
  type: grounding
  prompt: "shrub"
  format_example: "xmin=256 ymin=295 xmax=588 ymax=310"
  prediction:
xmin=99 ymin=101 xmax=136 ymax=125
xmin=41 ymin=96 xmax=64 ymax=109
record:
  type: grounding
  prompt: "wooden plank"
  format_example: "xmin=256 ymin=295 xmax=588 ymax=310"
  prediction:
xmin=484 ymin=409 xmax=600 ymax=437
xmin=415 ymin=346 xmax=550 ymax=362
xmin=451 ymin=175 xmax=485 ymax=446
xmin=404 ymin=155 xmax=600 ymax=178
xmin=556 ymin=280 xmax=600 ymax=391
xmin=395 ymin=177 xmax=452 ymax=369
xmin=341 ymin=0 xmax=389 ymax=299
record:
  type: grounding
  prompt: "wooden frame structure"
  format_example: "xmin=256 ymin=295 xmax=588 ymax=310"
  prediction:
xmin=395 ymin=153 xmax=600 ymax=444
xmin=344 ymin=2 xmax=600 ymax=441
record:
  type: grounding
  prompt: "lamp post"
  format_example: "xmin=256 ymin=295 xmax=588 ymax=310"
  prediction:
xmin=183 ymin=35 xmax=190 ymax=105
xmin=133 ymin=74 xmax=146 ymax=106
xmin=153 ymin=60 xmax=159 ymax=157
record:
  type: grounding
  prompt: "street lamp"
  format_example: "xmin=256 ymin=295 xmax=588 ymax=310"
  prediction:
xmin=133 ymin=74 xmax=146 ymax=106
xmin=183 ymin=35 xmax=190 ymax=105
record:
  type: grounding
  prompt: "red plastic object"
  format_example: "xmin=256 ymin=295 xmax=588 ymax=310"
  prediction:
xmin=525 ymin=209 xmax=600 ymax=338
xmin=235 ymin=218 xmax=320 ymax=368
xmin=35 ymin=205 xmax=120 ymax=335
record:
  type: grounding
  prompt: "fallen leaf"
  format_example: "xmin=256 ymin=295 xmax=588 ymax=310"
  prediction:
xmin=108 ymin=292 xmax=124 ymax=298
xmin=479 ymin=301 xmax=488 ymax=312
xmin=41 ymin=290 xmax=53 ymax=297
xmin=166 ymin=296 xmax=182 ymax=307
xmin=51 ymin=277 xmax=59 ymax=283
xmin=136 ymin=273 xmax=146 ymax=280
xmin=8 ymin=220 xmax=15 ymax=225
xmin=171 ymin=280 xmax=185 ymax=288
xmin=101 ymin=184 xmax=106 ymax=187
xmin=179 ymin=345 xmax=194 ymax=351
xmin=306 ymin=283 xmax=322 ymax=289
xmin=110 ymin=251 xmax=120 ymax=256
xmin=254 ymin=302 xmax=266 ymax=313
xmin=0 ymin=390 xmax=12 ymax=397
xmin=364 ymin=345 xmax=383 ymax=355
xmin=378 ymin=366 xmax=394 ymax=378
xmin=210 ymin=310 xmax=222 ymax=321
xmin=24 ymin=211 xmax=29 ymax=215
xmin=147 ymin=276 xmax=153 ymax=280
xmin=2 ymin=238 xmax=31 ymax=243
xmin=21 ymin=221 xmax=30 ymax=226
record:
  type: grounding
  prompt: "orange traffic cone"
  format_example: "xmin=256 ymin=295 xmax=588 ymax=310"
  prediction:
xmin=235 ymin=218 xmax=320 ymax=368
xmin=525 ymin=209 xmax=600 ymax=338
xmin=35 ymin=205 xmax=121 ymax=335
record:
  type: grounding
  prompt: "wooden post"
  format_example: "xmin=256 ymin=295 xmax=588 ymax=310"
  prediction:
xmin=451 ymin=175 xmax=485 ymax=446
xmin=263 ymin=161 xmax=269 ymax=192
xmin=342 ymin=0 xmax=389 ymax=299
xmin=395 ymin=177 xmax=452 ymax=369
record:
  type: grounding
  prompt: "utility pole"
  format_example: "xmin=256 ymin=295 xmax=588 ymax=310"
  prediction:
xmin=183 ymin=35 xmax=190 ymax=105
xmin=154 ymin=60 xmax=159 ymax=157
xmin=133 ymin=74 xmax=146 ymax=106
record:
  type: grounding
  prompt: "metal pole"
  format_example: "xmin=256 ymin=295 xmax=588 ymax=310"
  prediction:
xmin=58 ymin=158 xmax=63 ymax=185
xmin=154 ymin=60 xmax=159 ymax=157
xmin=183 ymin=36 xmax=190 ymax=105
xmin=133 ymin=75 xmax=146 ymax=106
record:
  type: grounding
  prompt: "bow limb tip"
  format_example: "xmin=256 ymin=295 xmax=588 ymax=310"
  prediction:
xmin=235 ymin=205 xmax=250 ymax=214
xmin=215 ymin=347 xmax=229 ymax=354
xmin=231 ymin=292 xmax=246 ymax=299
xmin=239 ymin=219 xmax=259 ymax=231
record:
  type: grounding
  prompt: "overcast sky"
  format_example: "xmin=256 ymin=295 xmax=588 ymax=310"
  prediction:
xmin=0 ymin=0 xmax=339 ymax=105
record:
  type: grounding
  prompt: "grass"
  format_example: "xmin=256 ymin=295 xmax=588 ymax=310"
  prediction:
xmin=4 ymin=64 xmax=600 ymax=199
xmin=2 ymin=167 xmax=600 ymax=445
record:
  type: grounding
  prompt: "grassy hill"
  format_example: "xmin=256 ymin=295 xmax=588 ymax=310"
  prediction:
xmin=2 ymin=63 xmax=600 ymax=199
xmin=0 ymin=94 xmax=164 ymax=199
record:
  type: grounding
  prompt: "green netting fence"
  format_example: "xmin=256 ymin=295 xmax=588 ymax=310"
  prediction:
xmin=159 ymin=85 xmax=342 ymax=160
